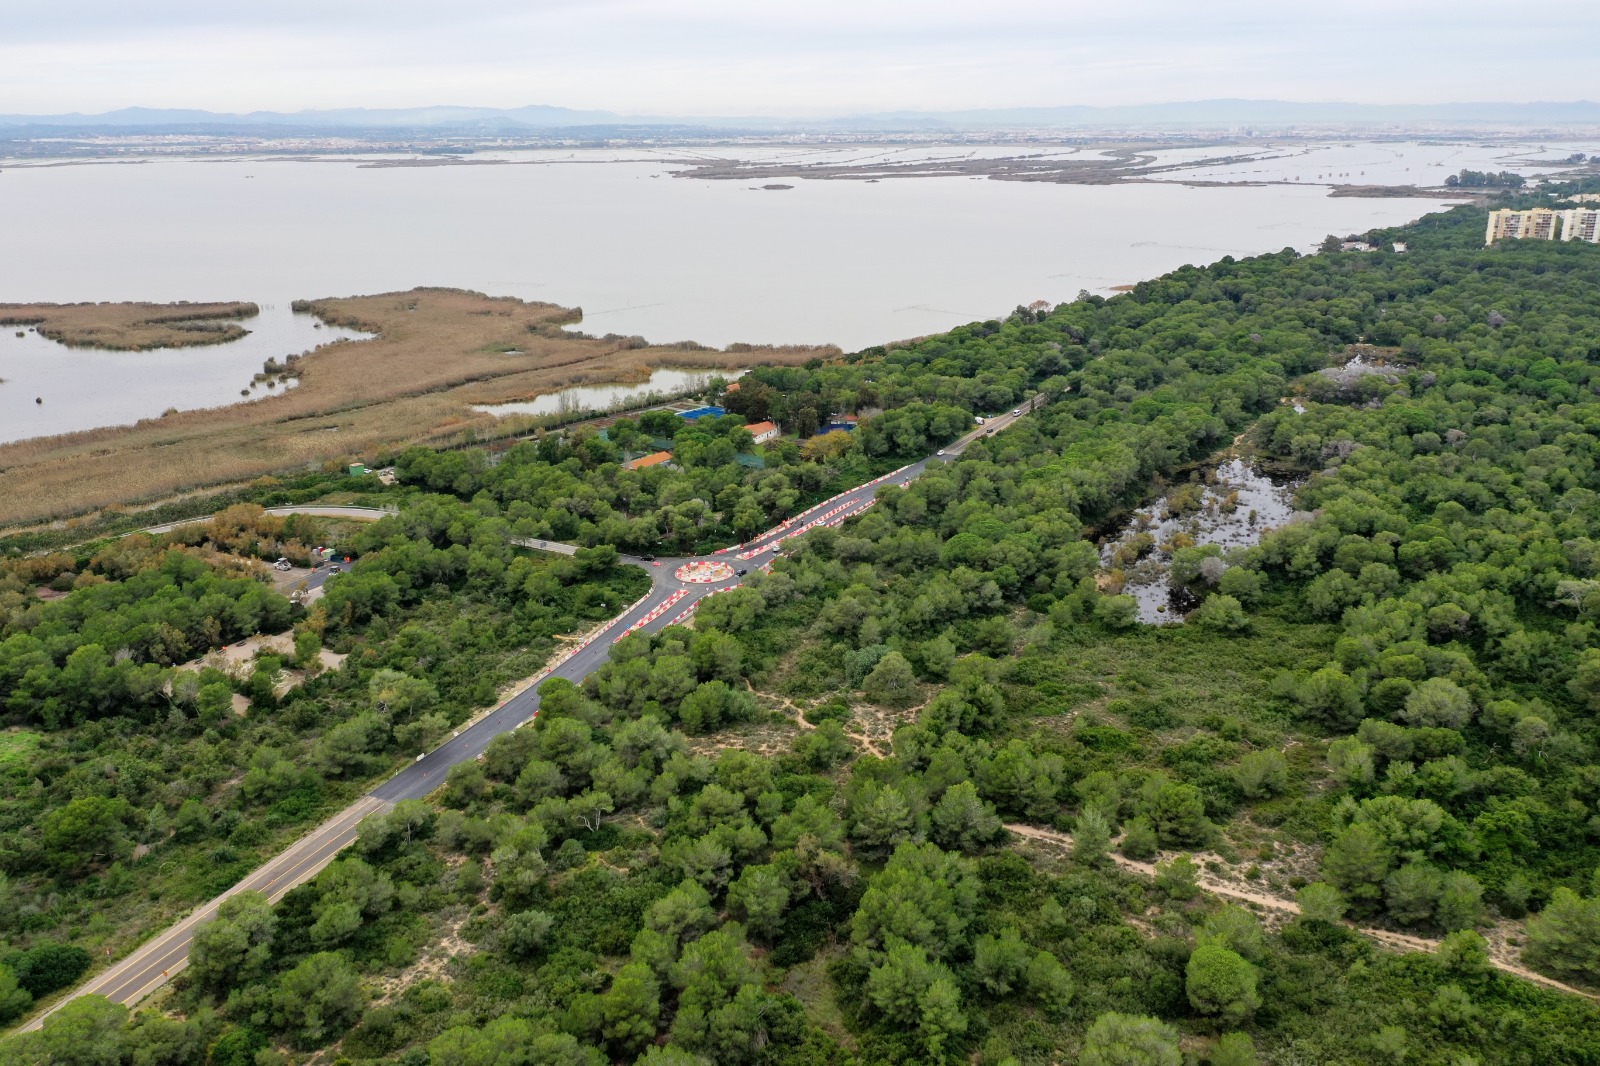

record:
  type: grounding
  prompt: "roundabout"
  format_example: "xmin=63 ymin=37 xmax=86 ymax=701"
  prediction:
xmin=31 ymin=397 xmax=1038 ymax=1026
xmin=676 ymin=560 xmax=736 ymax=583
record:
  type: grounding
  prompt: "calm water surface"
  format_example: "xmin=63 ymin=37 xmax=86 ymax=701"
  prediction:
xmin=0 ymin=147 xmax=1488 ymax=441
xmin=473 ymin=367 xmax=741 ymax=419
xmin=0 ymin=305 xmax=370 ymax=444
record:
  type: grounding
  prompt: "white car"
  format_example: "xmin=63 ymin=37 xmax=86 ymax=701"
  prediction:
xmin=272 ymin=558 xmax=292 ymax=571
xmin=936 ymin=449 xmax=945 ymax=456
xmin=1011 ymin=409 xmax=1020 ymax=416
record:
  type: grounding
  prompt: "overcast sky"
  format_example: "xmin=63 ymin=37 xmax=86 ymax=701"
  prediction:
xmin=5 ymin=0 xmax=1598 ymax=116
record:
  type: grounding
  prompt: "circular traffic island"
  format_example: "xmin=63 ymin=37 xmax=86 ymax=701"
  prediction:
xmin=676 ymin=560 xmax=736 ymax=583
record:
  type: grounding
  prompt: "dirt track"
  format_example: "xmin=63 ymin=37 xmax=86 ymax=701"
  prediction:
xmin=1005 ymin=822 xmax=1597 ymax=1002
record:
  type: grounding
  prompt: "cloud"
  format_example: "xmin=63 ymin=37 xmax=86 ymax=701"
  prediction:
xmin=1 ymin=0 xmax=1596 ymax=114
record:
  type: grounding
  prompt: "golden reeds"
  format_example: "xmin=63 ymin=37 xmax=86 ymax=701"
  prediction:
xmin=0 ymin=288 xmax=834 ymax=527
xmin=0 ymin=300 xmax=260 ymax=350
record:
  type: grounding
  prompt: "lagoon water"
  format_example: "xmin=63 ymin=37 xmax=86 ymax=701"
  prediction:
xmin=0 ymin=305 xmax=370 ymax=445
xmin=0 ymin=142 xmax=1530 ymax=441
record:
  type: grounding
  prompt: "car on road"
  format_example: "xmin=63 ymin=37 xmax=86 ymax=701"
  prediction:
xmin=1011 ymin=409 xmax=1020 ymax=415
xmin=273 ymin=557 xmax=292 ymax=571
xmin=640 ymin=554 xmax=655 ymax=562
xmin=736 ymin=568 xmax=748 ymax=576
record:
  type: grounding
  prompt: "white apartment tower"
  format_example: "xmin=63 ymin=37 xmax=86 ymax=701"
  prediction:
xmin=1561 ymin=208 xmax=1600 ymax=243
xmin=1486 ymin=208 xmax=1562 ymax=244
xmin=1487 ymin=207 xmax=1600 ymax=244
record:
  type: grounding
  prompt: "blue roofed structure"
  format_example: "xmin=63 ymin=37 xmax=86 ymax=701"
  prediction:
xmin=679 ymin=406 xmax=726 ymax=421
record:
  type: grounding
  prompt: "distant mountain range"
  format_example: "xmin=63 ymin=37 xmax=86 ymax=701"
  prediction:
xmin=3 ymin=99 xmax=1599 ymax=132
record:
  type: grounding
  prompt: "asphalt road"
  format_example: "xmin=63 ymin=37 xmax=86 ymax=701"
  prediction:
xmin=28 ymin=797 xmax=387 ymax=1019
xmin=21 ymin=399 xmax=1037 ymax=1029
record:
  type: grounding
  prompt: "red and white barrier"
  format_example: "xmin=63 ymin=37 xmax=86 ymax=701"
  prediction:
xmin=735 ymin=495 xmax=883 ymax=560
xmin=570 ymin=589 xmax=654 ymax=652
xmin=614 ymin=588 xmax=691 ymax=642
xmin=737 ymin=475 xmax=882 ymax=553
xmin=713 ymin=461 xmax=923 ymax=559
xmin=665 ymin=582 xmax=742 ymax=627
xmin=515 ymin=586 xmax=654 ymax=727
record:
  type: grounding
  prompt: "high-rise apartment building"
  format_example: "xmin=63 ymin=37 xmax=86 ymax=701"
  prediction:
xmin=1560 ymin=208 xmax=1600 ymax=243
xmin=1486 ymin=208 xmax=1562 ymax=244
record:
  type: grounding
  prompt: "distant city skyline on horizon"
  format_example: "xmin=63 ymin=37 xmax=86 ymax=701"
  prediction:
xmin=5 ymin=0 xmax=1599 ymax=117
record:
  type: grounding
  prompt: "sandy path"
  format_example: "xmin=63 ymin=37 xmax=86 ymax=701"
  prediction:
xmin=1004 ymin=823 xmax=1597 ymax=1002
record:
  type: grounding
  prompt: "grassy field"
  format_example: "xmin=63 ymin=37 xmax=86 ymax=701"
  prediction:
xmin=0 ymin=300 xmax=259 ymax=349
xmin=0 ymin=730 xmax=41 ymax=783
xmin=0 ymin=288 xmax=833 ymax=527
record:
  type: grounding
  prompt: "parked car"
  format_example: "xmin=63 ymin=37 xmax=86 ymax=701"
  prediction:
xmin=273 ymin=558 xmax=292 ymax=571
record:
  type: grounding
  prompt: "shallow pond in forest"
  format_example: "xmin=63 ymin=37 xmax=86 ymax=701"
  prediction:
xmin=472 ymin=366 xmax=743 ymax=419
xmin=1100 ymin=458 xmax=1305 ymax=625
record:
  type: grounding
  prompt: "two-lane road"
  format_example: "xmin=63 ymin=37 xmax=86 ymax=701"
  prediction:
xmin=33 ymin=797 xmax=388 ymax=1016
xmin=21 ymin=398 xmax=1039 ymax=1029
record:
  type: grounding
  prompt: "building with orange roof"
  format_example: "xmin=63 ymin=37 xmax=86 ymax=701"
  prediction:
xmin=744 ymin=420 xmax=780 ymax=444
xmin=624 ymin=450 xmax=674 ymax=470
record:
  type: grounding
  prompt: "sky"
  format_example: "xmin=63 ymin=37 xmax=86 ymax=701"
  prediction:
xmin=4 ymin=0 xmax=1598 ymax=117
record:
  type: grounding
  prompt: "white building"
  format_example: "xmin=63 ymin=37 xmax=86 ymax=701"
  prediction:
xmin=1486 ymin=208 xmax=1561 ymax=244
xmin=744 ymin=420 xmax=780 ymax=444
xmin=1561 ymin=208 xmax=1600 ymax=243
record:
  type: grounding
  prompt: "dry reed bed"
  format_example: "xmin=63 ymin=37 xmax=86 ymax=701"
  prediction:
xmin=0 ymin=300 xmax=260 ymax=349
xmin=0 ymin=288 xmax=832 ymax=527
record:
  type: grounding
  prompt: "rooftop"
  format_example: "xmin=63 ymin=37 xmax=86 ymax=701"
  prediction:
xmin=624 ymin=450 xmax=674 ymax=470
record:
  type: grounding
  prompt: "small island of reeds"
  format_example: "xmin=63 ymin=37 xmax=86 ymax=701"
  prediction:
xmin=0 ymin=300 xmax=260 ymax=350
